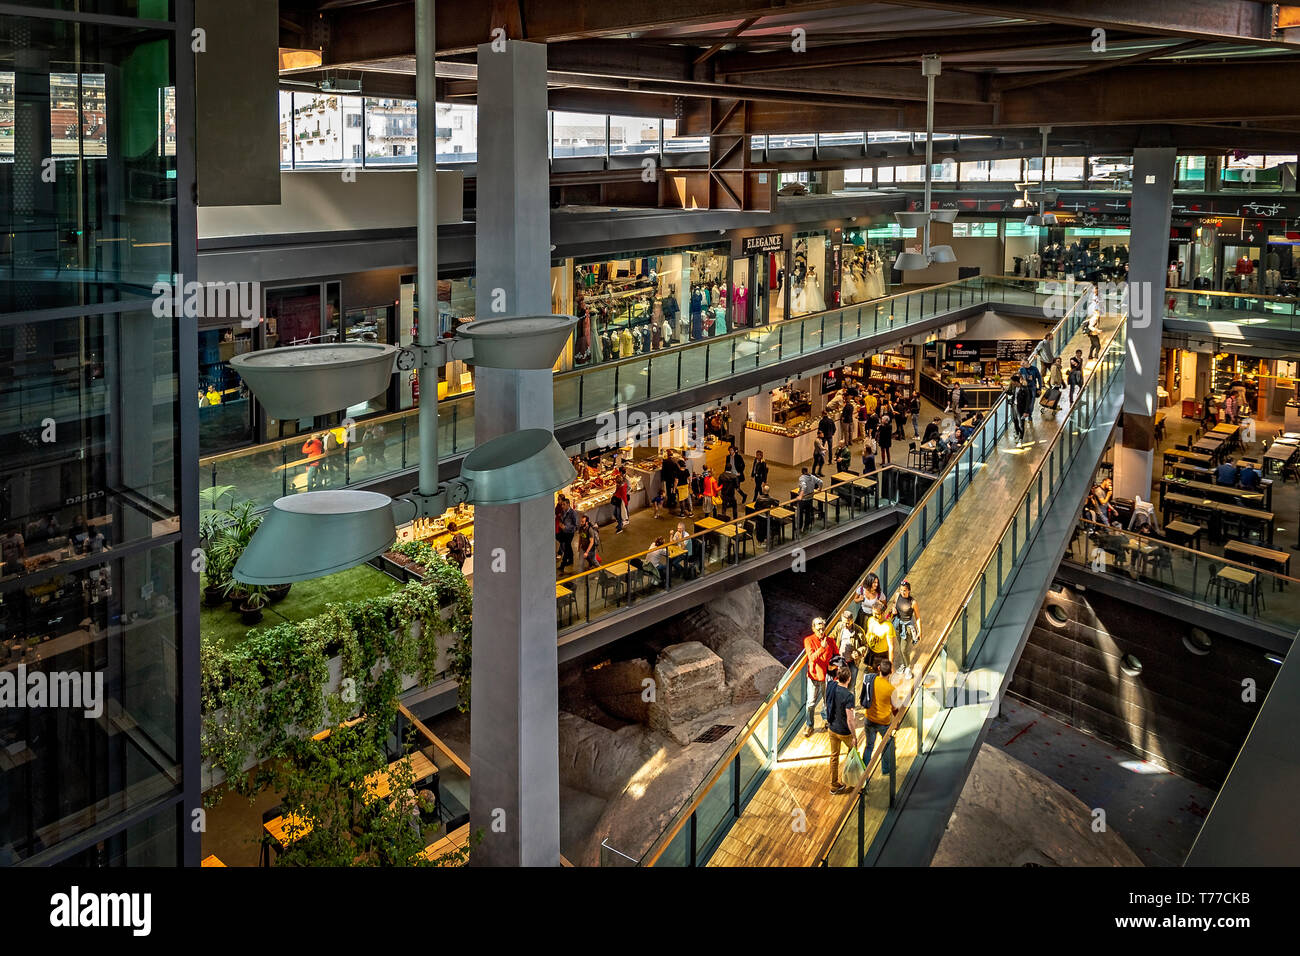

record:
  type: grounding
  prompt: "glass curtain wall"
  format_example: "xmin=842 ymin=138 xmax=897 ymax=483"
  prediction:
xmin=0 ymin=4 xmax=188 ymax=866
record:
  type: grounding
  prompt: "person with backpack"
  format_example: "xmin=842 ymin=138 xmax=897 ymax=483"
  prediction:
xmin=909 ymin=393 xmax=922 ymax=439
xmin=860 ymin=660 xmax=898 ymax=777
xmin=825 ymin=662 xmax=859 ymax=795
xmin=446 ymin=520 xmax=472 ymax=571
xmin=718 ymin=470 xmax=740 ymax=521
xmin=1085 ymin=309 xmax=1102 ymax=360
xmin=862 ymin=433 xmax=878 ymax=475
xmin=579 ymin=514 xmax=601 ymax=570
xmin=301 ymin=433 xmax=325 ymax=490
xmin=877 ymin=411 xmax=893 ymax=465
xmin=688 ymin=469 xmax=705 ymax=519
xmin=1067 ymin=349 xmax=1084 ymax=404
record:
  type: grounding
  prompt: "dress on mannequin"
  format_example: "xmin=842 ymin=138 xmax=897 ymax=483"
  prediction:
xmin=790 ymin=281 xmax=807 ymax=315
xmin=733 ymin=283 xmax=748 ymax=326
xmin=806 ymin=268 xmax=826 ymax=312
xmin=841 ymin=268 xmax=860 ymax=305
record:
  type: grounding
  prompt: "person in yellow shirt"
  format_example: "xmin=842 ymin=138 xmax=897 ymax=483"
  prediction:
xmin=859 ymin=659 xmax=898 ymax=775
xmin=205 ymin=385 xmax=222 ymax=406
xmin=864 ymin=600 xmax=894 ymax=671
xmin=863 ymin=391 xmax=878 ymax=417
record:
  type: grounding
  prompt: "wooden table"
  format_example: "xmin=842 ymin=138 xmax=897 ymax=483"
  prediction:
xmin=1159 ymin=477 xmax=1265 ymax=509
xmin=201 ymin=854 xmax=226 ymax=867
xmin=421 ymin=822 xmax=472 ymax=863
xmin=693 ymin=517 xmax=724 ymax=534
xmin=767 ymin=506 xmax=795 ymax=543
xmin=832 ymin=473 xmax=879 ymax=510
xmin=1224 ymin=540 xmax=1291 ymax=589
xmin=1214 ymin=565 xmax=1261 ymax=614
xmin=1211 ymin=423 xmax=1239 ymax=437
xmin=364 ymin=752 xmax=438 ymax=802
xmin=1264 ymin=442 xmax=1297 ymax=476
xmin=556 ymin=583 xmax=576 ymax=626
xmin=1170 ymin=462 xmax=1213 ymax=481
xmin=1216 ymin=502 xmax=1275 ymax=545
xmin=1192 ymin=438 xmax=1225 ymax=460
xmin=1163 ymin=449 xmax=1213 ymax=468
xmin=1164 ymin=520 xmax=1203 ymax=551
xmin=813 ymin=490 xmax=840 ymax=523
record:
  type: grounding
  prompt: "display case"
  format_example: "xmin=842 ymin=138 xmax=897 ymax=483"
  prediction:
xmin=745 ymin=418 xmax=817 ymax=466
xmin=868 ymin=346 xmax=915 ymax=391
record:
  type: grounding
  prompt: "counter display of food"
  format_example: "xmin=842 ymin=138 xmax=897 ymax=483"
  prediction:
xmin=744 ymin=418 xmax=817 ymax=466
xmin=920 ymin=369 xmax=1003 ymax=410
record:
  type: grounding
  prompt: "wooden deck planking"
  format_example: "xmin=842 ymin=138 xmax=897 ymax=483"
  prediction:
xmin=707 ymin=315 xmax=1120 ymax=867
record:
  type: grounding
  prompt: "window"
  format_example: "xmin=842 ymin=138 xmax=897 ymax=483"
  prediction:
xmin=1050 ymin=156 xmax=1085 ymax=181
xmin=951 ymin=221 xmax=999 ymax=237
xmin=843 ymin=168 xmax=867 ymax=184
xmin=609 ymin=116 xmax=660 ymax=155
xmin=661 ymin=119 xmax=708 ymax=152
xmin=552 ymin=111 xmax=607 ymax=157
xmin=868 ymin=130 xmax=911 ymax=143
xmin=364 ymin=96 xmax=416 ymax=166
xmin=750 ymin=134 xmax=767 ymax=150
xmin=767 ymin=133 xmax=815 ymax=149
xmin=818 ymin=131 xmax=864 ymax=147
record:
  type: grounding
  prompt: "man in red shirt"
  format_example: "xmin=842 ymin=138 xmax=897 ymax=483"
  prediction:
xmin=804 ymin=617 xmax=837 ymax=737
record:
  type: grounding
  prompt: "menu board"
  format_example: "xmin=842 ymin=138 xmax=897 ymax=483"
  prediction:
xmin=997 ymin=339 xmax=1038 ymax=362
xmin=948 ymin=341 xmax=997 ymax=359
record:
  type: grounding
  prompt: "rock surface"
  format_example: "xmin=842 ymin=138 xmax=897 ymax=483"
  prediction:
xmin=647 ymin=642 xmax=727 ymax=745
xmin=933 ymin=742 xmax=1144 ymax=867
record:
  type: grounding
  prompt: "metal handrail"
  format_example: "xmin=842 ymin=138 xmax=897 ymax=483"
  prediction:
xmin=809 ymin=313 xmax=1127 ymax=865
xmin=642 ymin=288 xmax=1093 ymax=865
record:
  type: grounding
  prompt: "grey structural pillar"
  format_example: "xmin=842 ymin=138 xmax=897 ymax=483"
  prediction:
xmin=1114 ymin=147 xmax=1177 ymax=502
xmin=468 ymin=39 xmax=562 ymax=866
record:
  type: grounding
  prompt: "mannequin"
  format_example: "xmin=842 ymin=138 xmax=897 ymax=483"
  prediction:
xmin=689 ymin=284 xmax=704 ymax=340
xmin=733 ymin=281 xmax=749 ymax=327
xmin=806 ymin=266 xmax=826 ymax=312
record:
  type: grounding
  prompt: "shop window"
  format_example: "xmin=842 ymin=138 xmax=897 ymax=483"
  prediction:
xmin=790 ymin=232 xmax=831 ymax=317
xmin=609 ymin=116 xmax=660 ymax=155
xmin=951 ymin=221 xmax=998 ymax=238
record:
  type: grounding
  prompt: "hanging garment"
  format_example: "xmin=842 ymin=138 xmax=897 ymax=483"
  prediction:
xmin=733 ymin=285 xmax=749 ymax=325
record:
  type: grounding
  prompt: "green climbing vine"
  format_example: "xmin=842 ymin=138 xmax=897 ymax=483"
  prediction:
xmin=199 ymin=554 xmax=477 ymax=866
xmin=200 ymin=554 xmax=472 ymax=800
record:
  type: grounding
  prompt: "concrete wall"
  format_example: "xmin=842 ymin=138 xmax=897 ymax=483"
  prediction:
xmin=195 ymin=0 xmax=279 ymax=206
xmin=959 ymin=309 xmax=1052 ymax=341
xmin=1008 ymin=583 xmax=1278 ymax=788
xmin=900 ymin=222 xmax=1002 ymax=283
xmin=197 ymin=170 xmax=464 ymax=238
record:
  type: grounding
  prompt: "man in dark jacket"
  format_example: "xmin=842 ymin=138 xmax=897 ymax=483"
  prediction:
xmin=818 ymin=413 xmax=836 ymax=445
xmin=1010 ymin=374 xmax=1034 ymax=442
xmin=750 ymin=450 xmax=769 ymax=497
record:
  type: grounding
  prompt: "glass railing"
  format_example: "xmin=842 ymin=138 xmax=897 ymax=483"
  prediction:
xmin=1063 ymin=518 xmax=1300 ymax=633
xmin=1164 ymin=287 xmax=1300 ymax=334
xmin=636 ymin=282 xmax=1097 ymax=866
xmin=556 ymin=465 xmax=936 ymax=635
xmin=201 ymin=275 xmax=1061 ymax=510
xmin=817 ymin=320 xmax=1127 ymax=867
xmin=992 ymin=276 xmax=1300 ymax=336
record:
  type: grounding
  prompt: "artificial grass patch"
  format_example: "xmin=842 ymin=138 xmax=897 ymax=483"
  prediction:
xmin=201 ymin=563 xmax=402 ymax=652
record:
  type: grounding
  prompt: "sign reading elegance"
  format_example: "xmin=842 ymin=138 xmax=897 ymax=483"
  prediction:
xmin=742 ymin=233 xmax=785 ymax=253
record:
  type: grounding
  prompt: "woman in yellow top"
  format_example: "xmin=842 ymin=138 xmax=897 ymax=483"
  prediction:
xmin=864 ymin=600 xmax=894 ymax=673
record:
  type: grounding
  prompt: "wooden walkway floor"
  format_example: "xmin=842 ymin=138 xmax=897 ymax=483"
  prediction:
xmin=708 ymin=314 xmax=1121 ymax=867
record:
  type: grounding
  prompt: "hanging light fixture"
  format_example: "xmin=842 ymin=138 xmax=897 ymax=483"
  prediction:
xmin=893 ymin=55 xmax=959 ymax=271
xmin=232 ymin=2 xmax=576 ymax=585
xmin=1025 ymin=126 xmax=1058 ymax=227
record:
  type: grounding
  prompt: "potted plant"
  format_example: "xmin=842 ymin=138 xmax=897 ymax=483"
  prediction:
xmin=208 ymin=499 xmax=263 ymax=615
xmin=199 ymin=485 xmax=239 ymax=606
xmin=239 ymin=585 xmax=270 ymax=626
xmin=267 ymin=583 xmax=292 ymax=603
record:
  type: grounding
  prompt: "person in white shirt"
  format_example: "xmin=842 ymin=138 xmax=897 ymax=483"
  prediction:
xmin=796 ymin=467 xmax=823 ymax=532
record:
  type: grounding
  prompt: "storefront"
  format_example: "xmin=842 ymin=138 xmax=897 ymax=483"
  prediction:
xmin=569 ymin=242 xmax=730 ymax=362
xmin=742 ymin=379 xmax=818 ymax=465
xmin=921 ymin=337 xmax=1037 ymax=410
xmin=839 ymin=226 xmax=892 ymax=305
xmin=395 ymin=503 xmax=477 ymax=574
xmin=789 ymin=230 xmax=833 ymax=318
xmin=733 ymin=232 xmax=784 ymax=328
